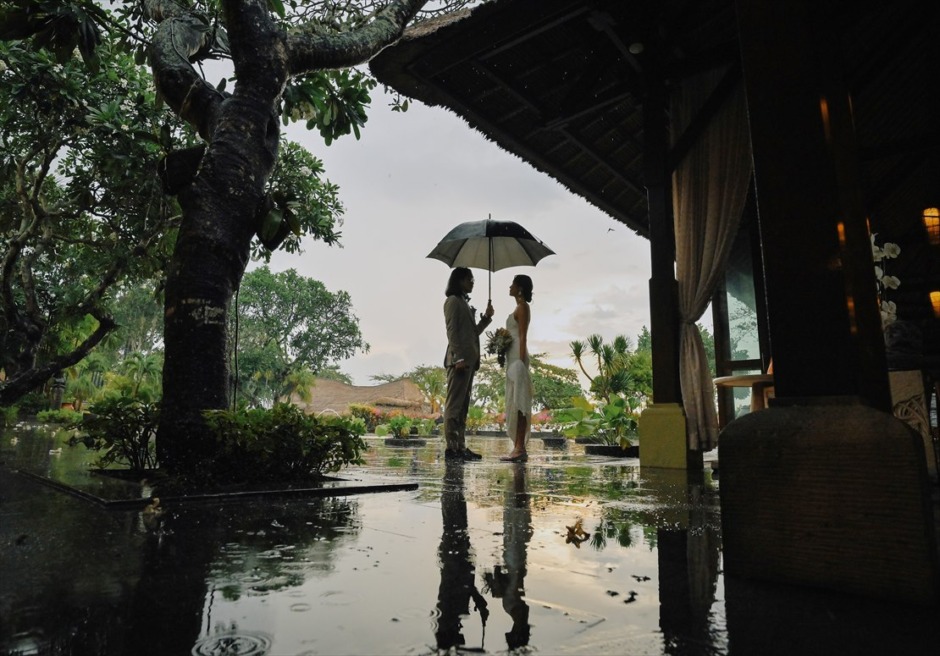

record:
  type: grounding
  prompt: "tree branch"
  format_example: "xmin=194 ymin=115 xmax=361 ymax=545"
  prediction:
xmin=0 ymin=312 xmax=117 ymax=406
xmin=145 ymin=0 xmax=226 ymax=139
xmin=286 ymin=0 xmax=427 ymax=74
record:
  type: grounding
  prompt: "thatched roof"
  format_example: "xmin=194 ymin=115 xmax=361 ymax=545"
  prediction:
xmin=294 ymin=378 xmax=427 ymax=416
xmin=371 ymin=0 xmax=938 ymax=258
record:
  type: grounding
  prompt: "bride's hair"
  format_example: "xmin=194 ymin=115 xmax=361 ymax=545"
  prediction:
xmin=513 ymin=274 xmax=533 ymax=302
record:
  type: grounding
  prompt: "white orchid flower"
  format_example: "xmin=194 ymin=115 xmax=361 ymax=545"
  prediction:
xmin=874 ymin=266 xmax=884 ymax=280
xmin=881 ymin=300 xmax=897 ymax=326
xmin=881 ymin=275 xmax=900 ymax=290
xmin=882 ymin=242 xmax=901 ymax=258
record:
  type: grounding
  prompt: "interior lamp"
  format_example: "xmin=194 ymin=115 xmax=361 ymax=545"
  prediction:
xmin=931 ymin=290 xmax=940 ymax=319
xmin=924 ymin=207 xmax=940 ymax=245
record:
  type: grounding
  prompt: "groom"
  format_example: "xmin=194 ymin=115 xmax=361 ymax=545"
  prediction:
xmin=442 ymin=267 xmax=494 ymax=461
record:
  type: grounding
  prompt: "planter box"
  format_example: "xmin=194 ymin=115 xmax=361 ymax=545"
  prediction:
xmin=540 ymin=436 xmax=567 ymax=448
xmin=584 ymin=444 xmax=639 ymax=458
xmin=574 ymin=437 xmax=602 ymax=444
xmin=384 ymin=438 xmax=428 ymax=447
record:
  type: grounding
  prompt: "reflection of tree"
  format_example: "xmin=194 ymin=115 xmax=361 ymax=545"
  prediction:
xmin=435 ymin=461 xmax=489 ymax=650
xmin=124 ymin=496 xmax=360 ymax=654
xmin=728 ymin=301 xmax=759 ymax=360
xmin=483 ymin=463 xmax=532 ymax=650
xmin=204 ymin=497 xmax=360 ymax=599
xmin=587 ymin=505 xmax=661 ymax=551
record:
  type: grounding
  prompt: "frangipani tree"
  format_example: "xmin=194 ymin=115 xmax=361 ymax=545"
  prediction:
xmin=2 ymin=0 xmax=472 ymax=471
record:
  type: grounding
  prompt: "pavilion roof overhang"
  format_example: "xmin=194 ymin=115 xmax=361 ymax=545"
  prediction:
xmin=370 ymin=0 xmax=740 ymax=239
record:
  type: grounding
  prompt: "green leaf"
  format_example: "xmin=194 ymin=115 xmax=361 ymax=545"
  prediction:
xmin=268 ymin=0 xmax=286 ymax=19
xmin=284 ymin=208 xmax=301 ymax=236
xmin=259 ymin=208 xmax=281 ymax=243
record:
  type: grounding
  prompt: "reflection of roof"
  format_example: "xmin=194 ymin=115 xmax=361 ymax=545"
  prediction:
xmin=295 ymin=378 xmax=426 ymax=415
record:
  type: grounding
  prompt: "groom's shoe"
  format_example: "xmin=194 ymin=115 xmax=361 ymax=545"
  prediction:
xmin=444 ymin=449 xmax=465 ymax=461
xmin=461 ymin=448 xmax=483 ymax=460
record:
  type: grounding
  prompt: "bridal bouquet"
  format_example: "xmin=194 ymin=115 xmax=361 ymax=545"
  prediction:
xmin=485 ymin=327 xmax=513 ymax=367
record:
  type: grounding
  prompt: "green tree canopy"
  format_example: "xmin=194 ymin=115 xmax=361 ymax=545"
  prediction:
xmin=0 ymin=37 xmax=180 ymax=404
xmin=474 ymin=354 xmax=582 ymax=413
xmin=232 ymin=265 xmax=368 ymax=407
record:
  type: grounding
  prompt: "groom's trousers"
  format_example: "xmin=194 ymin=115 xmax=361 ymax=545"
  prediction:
xmin=444 ymin=365 xmax=474 ymax=451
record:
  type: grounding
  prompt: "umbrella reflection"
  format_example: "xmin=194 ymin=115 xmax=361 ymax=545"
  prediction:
xmin=434 ymin=461 xmax=489 ymax=650
xmin=483 ymin=462 xmax=532 ymax=650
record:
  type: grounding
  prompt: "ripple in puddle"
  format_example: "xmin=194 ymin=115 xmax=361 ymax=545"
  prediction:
xmin=191 ymin=630 xmax=272 ymax=655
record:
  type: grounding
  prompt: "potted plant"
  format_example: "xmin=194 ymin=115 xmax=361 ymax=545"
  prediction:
xmin=587 ymin=397 xmax=638 ymax=457
xmin=556 ymin=396 xmax=638 ymax=457
xmin=555 ymin=397 xmax=601 ymax=442
xmin=377 ymin=414 xmax=424 ymax=446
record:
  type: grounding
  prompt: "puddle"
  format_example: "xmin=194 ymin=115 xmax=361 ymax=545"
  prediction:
xmin=2 ymin=425 xmax=938 ymax=654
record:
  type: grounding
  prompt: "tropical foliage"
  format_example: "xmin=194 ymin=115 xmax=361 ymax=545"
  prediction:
xmin=553 ymin=396 xmax=636 ymax=448
xmin=375 ymin=412 xmax=412 ymax=438
xmin=1 ymin=0 xmax=454 ymax=470
xmin=0 ymin=37 xmax=180 ymax=404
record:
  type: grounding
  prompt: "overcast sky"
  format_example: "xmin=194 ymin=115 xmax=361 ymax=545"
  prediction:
xmin=268 ymin=87 xmax=655 ymax=385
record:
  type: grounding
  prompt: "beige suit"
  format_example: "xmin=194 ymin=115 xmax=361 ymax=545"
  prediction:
xmin=443 ymin=294 xmax=491 ymax=450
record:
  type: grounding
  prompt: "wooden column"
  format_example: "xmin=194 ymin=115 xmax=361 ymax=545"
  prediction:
xmin=735 ymin=0 xmax=890 ymax=409
xmin=645 ymin=76 xmax=682 ymax=405
xmin=639 ymin=70 xmax=695 ymax=471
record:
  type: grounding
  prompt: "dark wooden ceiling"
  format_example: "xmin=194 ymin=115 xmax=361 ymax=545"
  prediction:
xmin=372 ymin=0 xmax=937 ymax=246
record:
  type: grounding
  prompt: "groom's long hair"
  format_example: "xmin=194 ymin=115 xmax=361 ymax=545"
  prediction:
xmin=445 ymin=267 xmax=472 ymax=297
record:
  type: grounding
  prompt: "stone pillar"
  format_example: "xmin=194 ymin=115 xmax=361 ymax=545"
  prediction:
xmin=722 ymin=0 xmax=939 ymax=601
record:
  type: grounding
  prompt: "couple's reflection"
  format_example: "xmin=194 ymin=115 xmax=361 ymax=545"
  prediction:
xmin=484 ymin=462 xmax=532 ymax=650
xmin=435 ymin=460 xmax=489 ymax=650
xmin=434 ymin=461 xmax=532 ymax=652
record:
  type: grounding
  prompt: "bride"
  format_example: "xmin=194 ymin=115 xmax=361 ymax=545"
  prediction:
xmin=501 ymin=275 xmax=534 ymax=462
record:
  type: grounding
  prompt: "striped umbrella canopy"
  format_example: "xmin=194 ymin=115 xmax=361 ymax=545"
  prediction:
xmin=427 ymin=217 xmax=555 ymax=299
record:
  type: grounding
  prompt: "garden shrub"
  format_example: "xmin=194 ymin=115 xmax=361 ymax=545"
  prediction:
xmin=413 ymin=417 xmax=437 ymax=436
xmin=347 ymin=403 xmax=380 ymax=431
xmin=67 ymin=397 xmax=159 ymax=471
xmin=466 ymin=406 xmax=487 ymax=433
xmin=0 ymin=405 xmax=18 ymax=427
xmin=202 ymin=403 xmax=367 ymax=484
xmin=16 ymin=391 xmax=49 ymax=415
xmin=36 ymin=408 xmax=83 ymax=424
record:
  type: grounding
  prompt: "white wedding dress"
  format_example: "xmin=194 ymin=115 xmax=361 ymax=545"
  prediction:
xmin=504 ymin=312 xmax=533 ymax=443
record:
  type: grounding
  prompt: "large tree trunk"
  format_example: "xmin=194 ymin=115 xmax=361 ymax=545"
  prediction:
xmin=152 ymin=0 xmax=426 ymax=471
xmin=154 ymin=0 xmax=285 ymax=471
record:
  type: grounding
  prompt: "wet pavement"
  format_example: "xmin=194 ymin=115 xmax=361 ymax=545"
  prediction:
xmin=1 ymin=424 xmax=939 ymax=655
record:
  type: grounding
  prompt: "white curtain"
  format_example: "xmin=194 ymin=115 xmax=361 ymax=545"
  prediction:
xmin=671 ymin=69 xmax=753 ymax=451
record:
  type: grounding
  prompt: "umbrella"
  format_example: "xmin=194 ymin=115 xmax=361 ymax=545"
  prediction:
xmin=427 ymin=217 xmax=555 ymax=300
